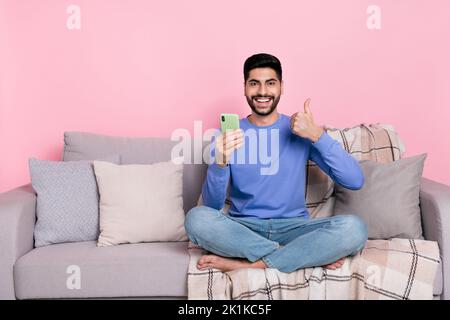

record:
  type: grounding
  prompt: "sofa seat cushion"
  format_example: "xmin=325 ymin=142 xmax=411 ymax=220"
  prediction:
xmin=13 ymin=240 xmax=442 ymax=299
xmin=14 ymin=241 xmax=189 ymax=299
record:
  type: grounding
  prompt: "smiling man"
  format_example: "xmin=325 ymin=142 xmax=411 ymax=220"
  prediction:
xmin=185 ymin=53 xmax=368 ymax=273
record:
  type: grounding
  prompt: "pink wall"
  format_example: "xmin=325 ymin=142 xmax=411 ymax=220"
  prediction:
xmin=1 ymin=0 xmax=449 ymax=193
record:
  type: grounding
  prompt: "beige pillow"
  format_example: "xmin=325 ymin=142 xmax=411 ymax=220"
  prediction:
xmin=93 ymin=160 xmax=187 ymax=246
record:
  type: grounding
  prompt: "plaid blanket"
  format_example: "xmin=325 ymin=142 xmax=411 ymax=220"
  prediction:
xmin=187 ymin=239 xmax=440 ymax=300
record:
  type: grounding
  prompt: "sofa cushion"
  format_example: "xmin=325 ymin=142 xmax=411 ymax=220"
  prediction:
xmin=334 ymin=154 xmax=426 ymax=239
xmin=93 ymin=160 xmax=187 ymax=246
xmin=13 ymin=240 xmax=442 ymax=298
xmin=62 ymin=131 xmax=208 ymax=214
xmin=29 ymin=155 xmax=120 ymax=247
xmin=14 ymin=241 xmax=189 ymax=299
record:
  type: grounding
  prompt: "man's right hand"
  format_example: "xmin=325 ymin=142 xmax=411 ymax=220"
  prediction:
xmin=215 ymin=129 xmax=244 ymax=167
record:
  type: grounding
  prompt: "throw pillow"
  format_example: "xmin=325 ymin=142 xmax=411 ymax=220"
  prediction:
xmin=93 ymin=160 xmax=187 ymax=246
xmin=29 ymin=155 xmax=120 ymax=247
xmin=333 ymin=154 xmax=426 ymax=239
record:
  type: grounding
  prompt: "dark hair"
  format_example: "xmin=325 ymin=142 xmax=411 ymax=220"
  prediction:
xmin=243 ymin=53 xmax=282 ymax=82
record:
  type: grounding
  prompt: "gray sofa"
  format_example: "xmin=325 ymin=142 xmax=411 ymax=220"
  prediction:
xmin=1 ymin=131 xmax=449 ymax=300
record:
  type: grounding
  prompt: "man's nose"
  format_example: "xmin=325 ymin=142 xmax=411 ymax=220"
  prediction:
xmin=257 ymin=84 xmax=267 ymax=96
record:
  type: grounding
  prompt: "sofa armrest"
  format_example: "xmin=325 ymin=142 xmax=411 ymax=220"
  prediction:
xmin=0 ymin=184 xmax=36 ymax=300
xmin=420 ymin=177 xmax=450 ymax=299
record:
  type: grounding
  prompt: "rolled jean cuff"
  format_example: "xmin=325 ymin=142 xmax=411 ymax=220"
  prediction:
xmin=261 ymin=256 xmax=277 ymax=269
xmin=247 ymin=241 xmax=279 ymax=263
xmin=260 ymin=242 xmax=280 ymax=268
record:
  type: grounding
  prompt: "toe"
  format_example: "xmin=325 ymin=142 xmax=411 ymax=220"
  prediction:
xmin=199 ymin=255 xmax=212 ymax=265
xmin=198 ymin=263 xmax=210 ymax=270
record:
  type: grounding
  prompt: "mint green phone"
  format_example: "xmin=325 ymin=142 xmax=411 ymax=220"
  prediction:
xmin=220 ymin=113 xmax=240 ymax=133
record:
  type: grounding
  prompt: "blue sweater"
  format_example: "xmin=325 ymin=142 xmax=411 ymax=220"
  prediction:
xmin=201 ymin=114 xmax=364 ymax=219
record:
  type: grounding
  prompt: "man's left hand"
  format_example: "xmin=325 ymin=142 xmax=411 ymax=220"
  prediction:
xmin=290 ymin=98 xmax=324 ymax=143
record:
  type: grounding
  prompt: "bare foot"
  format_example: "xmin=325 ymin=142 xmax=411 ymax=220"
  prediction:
xmin=197 ymin=254 xmax=266 ymax=272
xmin=324 ymin=257 xmax=346 ymax=270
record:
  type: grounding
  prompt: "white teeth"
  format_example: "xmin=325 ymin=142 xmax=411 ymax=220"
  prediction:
xmin=256 ymin=98 xmax=270 ymax=102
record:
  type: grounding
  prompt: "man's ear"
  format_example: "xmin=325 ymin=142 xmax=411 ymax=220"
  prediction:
xmin=280 ymin=80 xmax=284 ymax=95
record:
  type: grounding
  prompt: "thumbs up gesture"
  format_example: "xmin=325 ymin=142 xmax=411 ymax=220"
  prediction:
xmin=290 ymin=98 xmax=324 ymax=143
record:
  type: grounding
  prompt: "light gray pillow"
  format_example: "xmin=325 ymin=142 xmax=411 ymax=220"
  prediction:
xmin=333 ymin=154 xmax=427 ymax=239
xmin=29 ymin=155 xmax=120 ymax=247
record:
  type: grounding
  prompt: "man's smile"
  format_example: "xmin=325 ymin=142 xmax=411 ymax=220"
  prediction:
xmin=254 ymin=97 xmax=273 ymax=108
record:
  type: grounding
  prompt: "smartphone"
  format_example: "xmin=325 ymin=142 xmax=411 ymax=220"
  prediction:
xmin=220 ymin=113 xmax=240 ymax=133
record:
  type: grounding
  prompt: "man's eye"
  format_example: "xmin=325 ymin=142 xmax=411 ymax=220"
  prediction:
xmin=250 ymin=82 xmax=257 ymax=86
xmin=268 ymin=82 xmax=275 ymax=86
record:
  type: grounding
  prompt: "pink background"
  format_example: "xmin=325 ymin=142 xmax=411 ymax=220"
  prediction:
xmin=1 ymin=0 xmax=449 ymax=193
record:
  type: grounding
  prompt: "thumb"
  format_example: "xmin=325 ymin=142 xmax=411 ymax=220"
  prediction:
xmin=304 ymin=98 xmax=312 ymax=114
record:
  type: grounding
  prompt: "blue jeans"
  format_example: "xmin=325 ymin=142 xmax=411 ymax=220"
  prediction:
xmin=185 ymin=206 xmax=368 ymax=273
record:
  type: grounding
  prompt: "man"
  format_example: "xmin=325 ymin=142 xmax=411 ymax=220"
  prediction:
xmin=185 ymin=53 xmax=368 ymax=273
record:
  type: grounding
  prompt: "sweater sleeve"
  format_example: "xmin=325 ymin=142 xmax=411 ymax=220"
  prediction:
xmin=201 ymin=138 xmax=230 ymax=210
xmin=309 ymin=132 xmax=365 ymax=190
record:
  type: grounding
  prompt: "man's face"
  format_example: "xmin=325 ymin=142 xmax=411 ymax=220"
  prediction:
xmin=245 ymin=67 xmax=283 ymax=116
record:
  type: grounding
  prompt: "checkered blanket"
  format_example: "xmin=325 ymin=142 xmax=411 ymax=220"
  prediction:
xmin=188 ymin=124 xmax=440 ymax=300
xmin=187 ymin=239 xmax=440 ymax=300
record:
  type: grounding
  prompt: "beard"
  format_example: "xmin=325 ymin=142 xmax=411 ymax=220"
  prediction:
xmin=246 ymin=94 xmax=281 ymax=116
